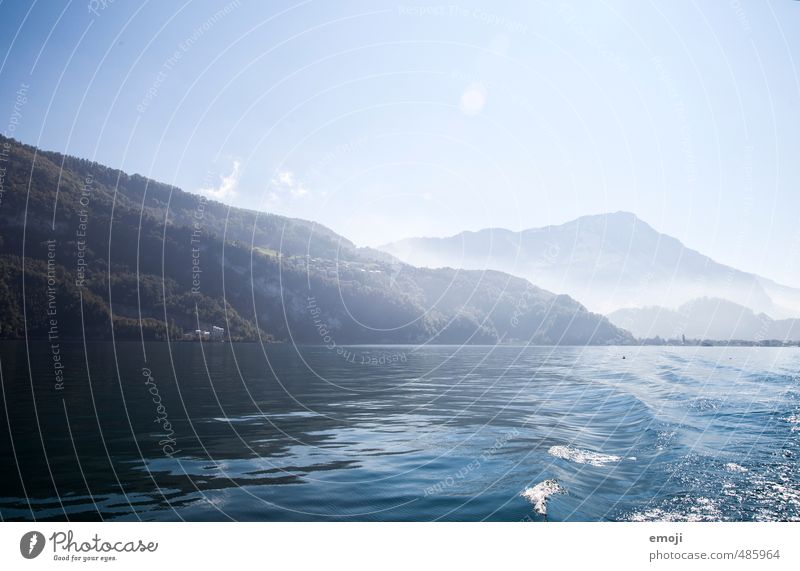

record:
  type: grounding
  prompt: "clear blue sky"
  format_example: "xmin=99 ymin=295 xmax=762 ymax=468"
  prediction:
xmin=1 ymin=0 xmax=799 ymax=286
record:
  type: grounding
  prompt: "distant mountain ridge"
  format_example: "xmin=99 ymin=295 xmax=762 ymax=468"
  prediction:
xmin=0 ymin=135 xmax=631 ymax=345
xmin=609 ymin=297 xmax=800 ymax=341
xmin=380 ymin=211 xmax=800 ymax=319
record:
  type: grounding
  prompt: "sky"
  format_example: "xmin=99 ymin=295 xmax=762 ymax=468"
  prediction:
xmin=1 ymin=0 xmax=799 ymax=286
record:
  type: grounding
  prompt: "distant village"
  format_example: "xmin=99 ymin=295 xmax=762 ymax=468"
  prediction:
xmin=639 ymin=336 xmax=800 ymax=347
xmin=256 ymin=248 xmax=391 ymax=281
xmin=183 ymin=325 xmax=225 ymax=342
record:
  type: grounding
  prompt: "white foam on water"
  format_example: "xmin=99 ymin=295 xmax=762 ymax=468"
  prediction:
xmin=548 ymin=445 xmax=634 ymax=467
xmin=521 ymin=479 xmax=565 ymax=515
xmin=725 ymin=462 xmax=748 ymax=473
xmin=626 ymin=497 xmax=722 ymax=522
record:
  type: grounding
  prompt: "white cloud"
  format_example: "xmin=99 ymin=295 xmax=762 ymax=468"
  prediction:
xmin=459 ymin=83 xmax=488 ymax=116
xmin=270 ymin=169 xmax=311 ymax=200
xmin=291 ymin=184 xmax=309 ymax=198
xmin=200 ymin=160 xmax=241 ymax=201
xmin=278 ymin=170 xmax=294 ymax=185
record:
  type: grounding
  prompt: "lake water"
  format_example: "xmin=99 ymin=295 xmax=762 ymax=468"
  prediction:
xmin=1 ymin=342 xmax=798 ymax=521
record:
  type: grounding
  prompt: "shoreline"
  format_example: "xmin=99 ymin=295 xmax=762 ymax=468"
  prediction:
xmin=0 ymin=339 xmax=798 ymax=347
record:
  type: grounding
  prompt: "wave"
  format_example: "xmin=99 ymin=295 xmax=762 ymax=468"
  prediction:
xmin=783 ymin=415 xmax=800 ymax=432
xmin=548 ymin=445 xmax=634 ymax=467
xmin=725 ymin=462 xmax=748 ymax=473
xmin=521 ymin=479 xmax=565 ymax=515
xmin=625 ymin=497 xmax=722 ymax=522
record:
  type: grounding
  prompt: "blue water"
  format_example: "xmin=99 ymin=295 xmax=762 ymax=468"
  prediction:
xmin=0 ymin=342 xmax=798 ymax=521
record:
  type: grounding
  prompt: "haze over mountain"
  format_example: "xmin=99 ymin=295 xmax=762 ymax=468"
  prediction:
xmin=0 ymin=135 xmax=631 ymax=345
xmin=609 ymin=297 xmax=800 ymax=342
xmin=380 ymin=212 xmax=800 ymax=320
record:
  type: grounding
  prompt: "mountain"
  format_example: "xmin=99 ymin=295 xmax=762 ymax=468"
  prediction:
xmin=608 ymin=297 xmax=800 ymax=341
xmin=380 ymin=211 xmax=800 ymax=318
xmin=0 ymin=135 xmax=632 ymax=345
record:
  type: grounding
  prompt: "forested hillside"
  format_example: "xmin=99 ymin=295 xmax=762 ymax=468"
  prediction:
xmin=0 ymin=135 xmax=632 ymax=345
